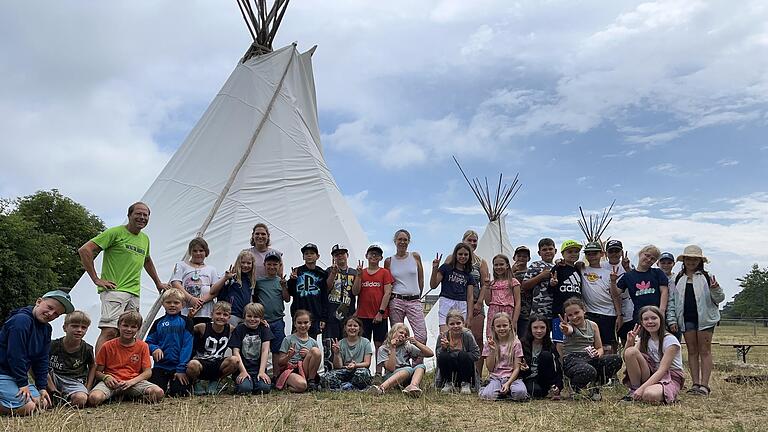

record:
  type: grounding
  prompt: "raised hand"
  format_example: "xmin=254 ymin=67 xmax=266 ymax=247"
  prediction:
xmin=486 ymin=337 xmax=496 ymax=351
xmin=224 ymin=265 xmax=236 ymax=280
xmin=622 ymin=252 xmax=631 ymax=271
xmin=331 ymin=338 xmax=340 ymax=353
xmin=610 ymin=266 xmax=619 ymax=283
xmin=558 ymin=314 xmax=571 ymax=335
xmin=549 ymin=270 xmax=559 ymax=287
xmin=356 ymin=260 xmax=364 ymax=273
xmin=710 ymin=275 xmax=719 ymax=290
xmin=432 ymin=253 xmax=443 ymax=269
xmin=440 ymin=335 xmax=449 ymax=349
xmin=290 ymin=267 xmax=298 ymax=280
xmin=626 ymin=323 xmax=641 ymax=347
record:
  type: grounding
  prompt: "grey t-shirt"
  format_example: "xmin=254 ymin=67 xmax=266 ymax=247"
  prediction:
xmin=255 ymin=277 xmax=285 ymax=322
xmin=280 ymin=334 xmax=320 ymax=364
xmin=339 ymin=337 xmax=373 ymax=364
xmin=376 ymin=342 xmax=422 ymax=368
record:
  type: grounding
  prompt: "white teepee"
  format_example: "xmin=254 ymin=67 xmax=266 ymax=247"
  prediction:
xmin=59 ymin=3 xmax=368 ymax=343
xmin=424 ymin=160 xmax=520 ymax=370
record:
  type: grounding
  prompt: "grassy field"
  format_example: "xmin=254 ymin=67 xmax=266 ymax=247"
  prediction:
xmin=3 ymin=324 xmax=768 ymax=432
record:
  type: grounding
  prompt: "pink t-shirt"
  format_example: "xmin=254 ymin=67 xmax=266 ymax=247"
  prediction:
xmin=489 ymin=278 xmax=520 ymax=307
xmin=482 ymin=338 xmax=523 ymax=379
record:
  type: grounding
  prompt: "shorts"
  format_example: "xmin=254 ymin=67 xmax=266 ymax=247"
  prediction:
xmin=99 ymin=290 xmax=140 ymax=329
xmin=438 ymin=298 xmax=467 ymax=325
xmin=360 ymin=318 xmax=388 ymax=343
xmin=551 ymin=316 xmax=564 ymax=343
xmin=382 ymin=364 xmax=426 ymax=381
xmin=49 ymin=371 xmax=88 ymax=398
xmin=684 ymin=322 xmax=715 ymax=333
xmin=269 ymin=318 xmax=287 ymax=354
xmin=0 ymin=374 xmax=40 ymax=409
xmin=91 ymin=379 xmax=159 ymax=400
xmin=586 ymin=313 xmax=617 ymax=346
xmin=192 ymin=357 xmax=225 ymax=381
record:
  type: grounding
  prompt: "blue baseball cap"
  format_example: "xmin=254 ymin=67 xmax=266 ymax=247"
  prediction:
xmin=659 ymin=252 xmax=675 ymax=262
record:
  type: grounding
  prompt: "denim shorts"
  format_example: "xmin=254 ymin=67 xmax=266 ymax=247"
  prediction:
xmin=269 ymin=318 xmax=287 ymax=353
xmin=0 ymin=374 xmax=40 ymax=409
xmin=383 ymin=364 xmax=426 ymax=381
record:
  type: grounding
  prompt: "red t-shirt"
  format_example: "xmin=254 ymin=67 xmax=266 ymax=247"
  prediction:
xmin=96 ymin=338 xmax=151 ymax=382
xmin=357 ymin=267 xmax=395 ymax=318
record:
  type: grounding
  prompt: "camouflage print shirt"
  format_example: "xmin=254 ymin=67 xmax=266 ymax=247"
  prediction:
xmin=525 ymin=260 xmax=555 ymax=320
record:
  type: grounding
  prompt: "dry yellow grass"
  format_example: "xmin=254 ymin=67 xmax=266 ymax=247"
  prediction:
xmin=3 ymin=324 xmax=767 ymax=432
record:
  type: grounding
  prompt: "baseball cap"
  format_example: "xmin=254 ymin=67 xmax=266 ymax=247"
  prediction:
xmin=560 ymin=240 xmax=582 ymax=252
xmin=300 ymin=243 xmax=319 ymax=254
xmin=42 ymin=290 xmax=75 ymax=314
xmin=331 ymin=244 xmax=348 ymax=256
xmin=264 ymin=250 xmax=282 ymax=262
xmin=514 ymin=245 xmax=531 ymax=255
xmin=584 ymin=241 xmax=602 ymax=252
xmin=605 ymin=239 xmax=623 ymax=251
xmin=659 ymin=252 xmax=675 ymax=262
xmin=366 ymin=244 xmax=384 ymax=255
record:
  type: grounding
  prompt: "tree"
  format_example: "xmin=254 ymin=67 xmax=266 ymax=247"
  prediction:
xmin=0 ymin=212 xmax=61 ymax=321
xmin=723 ymin=264 xmax=768 ymax=319
xmin=13 ymin=190 xmax=105 ymax=288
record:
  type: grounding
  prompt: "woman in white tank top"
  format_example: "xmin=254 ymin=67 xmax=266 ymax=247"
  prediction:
xmin=384 ymin=229 xmax=427 ymax=345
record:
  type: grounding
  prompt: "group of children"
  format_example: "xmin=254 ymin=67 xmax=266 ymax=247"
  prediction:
xmin=0 ymin=229 xmax=725 ymax=415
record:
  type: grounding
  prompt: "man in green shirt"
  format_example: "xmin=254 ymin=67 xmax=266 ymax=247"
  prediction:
xmin=78 ymin=202 xmax=167 ymax=355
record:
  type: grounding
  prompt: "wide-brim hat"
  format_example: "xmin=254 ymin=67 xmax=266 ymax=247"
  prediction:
xmin=676 ymin=245 xmax=709 ymax=263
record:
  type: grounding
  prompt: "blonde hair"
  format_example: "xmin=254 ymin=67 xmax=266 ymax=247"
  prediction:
xmin=213 ymin=301 xmax=232 ymax=314
xmin=385 ymin=323 xmax=411 ymax=348
xmin=462 ymin=230 xmax=479 ymax=242
xmin=161 ymin=288 xmax=185 ymax=303
xmin=234 ymin=250 xmax=257 ymax=287
xmin=638 ymin=245 xmax=661 ymax=260
xmin=489 ymin=312 xmax=518 ymax=367
xmin=64 ymin=310 xmax=91 ymax=327
xmin=243 ymin=302 xmax=264 ymax=318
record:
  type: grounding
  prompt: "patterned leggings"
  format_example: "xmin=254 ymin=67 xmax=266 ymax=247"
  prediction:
xmin=562 ymin=352 xmax=623 ymax=392
xmin=319 ymin=368 xmax=372 ymax=390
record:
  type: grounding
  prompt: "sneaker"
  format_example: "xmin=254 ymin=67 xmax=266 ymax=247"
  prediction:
xmin=590 ymin=389 xmax=602 ymax=402
xmin=367 ymin=385 xmax=384 ymax=396
xmin=403 ymin=384 xmax=422 ymax=398
xmin=340 ymin=382 xmax=355 ymax=391
xmin=193 ymin=381 xmax=207 ymax=396
xmin=441 ymin=382 xmax=455 ymax=394
xmin=547 ymin=386 xmax=561 ymax=401
xmin=307 ymin=381 xmax=321 ymax=392
xmin=460 ymin=382 xmax=472 ymax=395
xmin=621 ymin=391 xmax=635 ymax=402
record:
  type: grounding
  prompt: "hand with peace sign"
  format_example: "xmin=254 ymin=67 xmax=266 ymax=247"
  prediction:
xmin=710 ymin=274 xmax=720 ymax=290
xmin=549 ymin=269 xmax=559 ymax=287
xmin=621 ymin=252 xmax=631 ymax=272
xmin=440 ymin=334 xmax=450 ymax=349
xmin=224 ymin=265 xmax=236 ymax=280
xmin=279 ymin=272 xmax=288 ymax=287
xmin=432 ymin=253 xmax=443 ymax=269
xmin=356 ymin=260 xmax=365 ymax=274
xmin=610 ymin=265 xmax=619 ymax=284
xmin=289 ymin=267 xmax=298 ymax=280
xmin=625 ymin=323 xmax=641 ymax=347
xmin=331 ymin=338 xmax=340 ymax=354
xmin=558 ymin=314 xmax=572 ymax=336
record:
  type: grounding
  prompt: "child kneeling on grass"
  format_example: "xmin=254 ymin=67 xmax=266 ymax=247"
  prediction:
xmin=229 ymin=302 xmax=274 ymax=395
xmin=369 ymin=323 xmax=433 ymax=398
xmin=0 ymin=290 xmax=74 ymax=416
xmin=622 ymin=305 xmax=684 ymax=403
xmin=479 ymin=312 xmax=528 ymax=401
xmin=560 ymin=297 xmax=622 ymax=401
xmin=48 ymin=310 xmax=96 ymax=408
xmin=88 ymin=311 xmax=164 ymax=406
xmin=320 ymin=316 xmax=373 ymax=390
xmin=276 ymin=310 xmax=322 ymax=393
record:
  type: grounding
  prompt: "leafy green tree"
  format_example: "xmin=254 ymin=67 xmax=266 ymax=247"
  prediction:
xmin=13 ymin=190 xmax=105 ymax=288
xmin=0 ymin=212 xmax=61 ymax=321
xmin=723 ymin=264 xmax=768 ymax=319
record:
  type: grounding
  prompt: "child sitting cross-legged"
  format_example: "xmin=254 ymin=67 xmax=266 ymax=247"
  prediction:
xmin=186 ymin=301 xmax=240 ymax=395
xmin=369 ymin=323 xmax=433 ymax=398
xmin=228 ymin=302 xmax=274 ymax=395
xmin=320 ymin=316 xmax=373 ymax=391
xmin=88 ymin=311 xmax=164 ymax=406
xmin=47 ymin=310 xmax=96 ymax=408
xmin=146 ymin=288 xmax=194 ymax=397
xmin=479 ymin=312 xmax=528 ymax=401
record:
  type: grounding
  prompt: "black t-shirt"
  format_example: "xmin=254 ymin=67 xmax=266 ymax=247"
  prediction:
xmin=228 ymin=323 xmax=274 ymax=373
xmin=288 ymin=265 xmax=329 ymax=326
xmin=325 ymin=267 xmax=358 ymax=320
xmin=548 ymin=264 xmax=583 ymax=315
xmin=683 ymin=282 xmax=698 ymax=325
xmin=193 ymin=322 xmax=231 ymax=360
xmin=49 ymin=338 xmax=94 ymax=382
xmin=617 ymin=268 xmax=669 ymax=321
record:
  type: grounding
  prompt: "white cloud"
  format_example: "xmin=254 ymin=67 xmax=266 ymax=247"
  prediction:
xmin=649 ymin=163 xmax=678 ymax=174
xmin=717 ymin=158 xmax=740 ymax=167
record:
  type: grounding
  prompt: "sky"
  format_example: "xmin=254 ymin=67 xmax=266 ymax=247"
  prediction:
xmin=1 ymin=0 xmax=767 ymax=304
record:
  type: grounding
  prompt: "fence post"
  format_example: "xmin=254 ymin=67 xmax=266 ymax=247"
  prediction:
xmin=755 ymin=319 xmax=758 ymax=337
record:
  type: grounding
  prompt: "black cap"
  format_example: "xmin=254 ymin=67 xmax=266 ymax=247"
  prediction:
xmin=331 ymin=244 xmax=348 ymax=256
xmin=605 ymin=240 xmax=623 ymax=251
xmin=264 ymin=251 xmax=282 ymax=262
xmin=366 ymin=244 xmax=383 ymax=255
xmin=301 ymin=243 xmax=319 ymax=254
xmin=514 ymin=246 xmax=531 ymax=255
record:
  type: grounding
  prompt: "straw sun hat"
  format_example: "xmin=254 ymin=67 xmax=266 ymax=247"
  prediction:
xmin=676 ymin=245 xmax=709 ymax=263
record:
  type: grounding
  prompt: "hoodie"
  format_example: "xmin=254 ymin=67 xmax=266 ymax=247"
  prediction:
xmin=0 ymin=306 xmax=51 ymax=388
xmin=145 ymin=313 xmax=194 ymax=373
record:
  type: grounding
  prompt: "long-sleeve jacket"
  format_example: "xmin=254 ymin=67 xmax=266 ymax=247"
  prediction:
xmin=435 ymin=329 xmax=481 ymax=361
xmin=0 ymin=306 xmax=51 ymax=388
xmin=145 ymin=313 xmax=194 ymax=373
xmin=668 ymin=271 xmax=725 ymax=331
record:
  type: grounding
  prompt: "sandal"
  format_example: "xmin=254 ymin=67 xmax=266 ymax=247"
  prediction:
xmin=403 ymin=384 xmax=422 ymax=398
xmin=686 ymin=384 xmax=701 ymax=394
xmin=696 ymin=385 xmax=711 ymax=396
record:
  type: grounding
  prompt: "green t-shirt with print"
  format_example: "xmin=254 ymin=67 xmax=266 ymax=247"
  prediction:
xmin=91 ymin=225 xmax=150 ymax=296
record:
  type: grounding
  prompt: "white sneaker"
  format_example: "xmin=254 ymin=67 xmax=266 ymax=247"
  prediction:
xmin=441 ymin=382 xmax=455 ymax=394
xmin=460 ymin=382 xmax=472 ymax=395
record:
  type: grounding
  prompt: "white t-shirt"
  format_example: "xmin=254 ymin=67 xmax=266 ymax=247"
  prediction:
xmin=171 ymin=262 xmax=220 ymax=318
xmin=602 ymin=261 xmax=632 ymax=321
xmin=647 ymin=334 xmax=683 ymax=371
xmin=581 ymin=265 xmax=616 ymax=316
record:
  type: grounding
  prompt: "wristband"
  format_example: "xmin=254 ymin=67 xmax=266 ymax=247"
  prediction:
xmin=378 ymin=309 xmax=385 ymax=315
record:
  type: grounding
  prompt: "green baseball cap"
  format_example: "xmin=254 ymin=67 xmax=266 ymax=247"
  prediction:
xmin=584 ymin=241 xmax=602 ymax=252
xmin=560 ymin=240 xmax=582 ymax=252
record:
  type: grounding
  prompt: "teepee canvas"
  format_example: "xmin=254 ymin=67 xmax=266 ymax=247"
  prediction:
xmin=59 ymin=2 xmax=368 ymax=343
xmin=423 ymin=160 xmax=521 ymax=370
